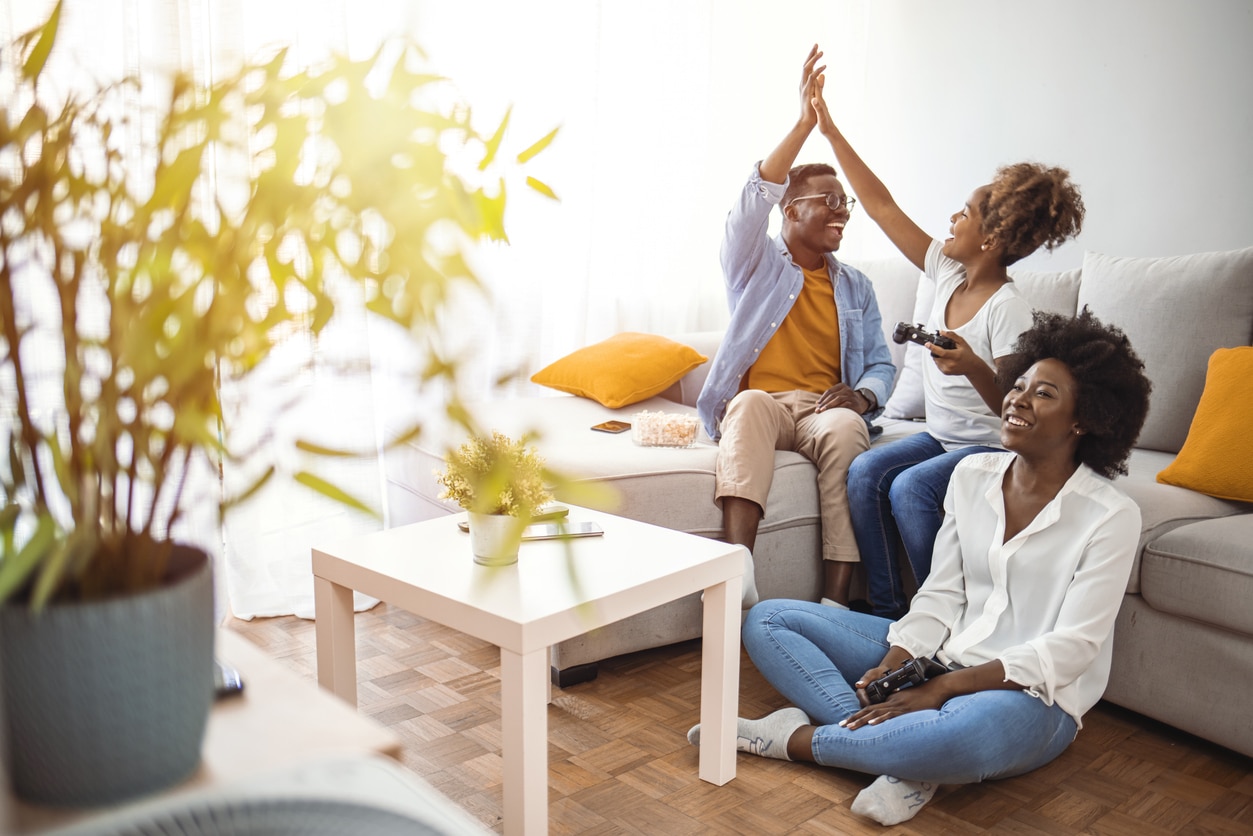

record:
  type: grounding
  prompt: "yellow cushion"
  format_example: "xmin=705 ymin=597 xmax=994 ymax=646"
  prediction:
xmin=530 ymin=332 xmax=708 ymax=409
xmin=1157 ymin=347 xmax=1253 ymax=502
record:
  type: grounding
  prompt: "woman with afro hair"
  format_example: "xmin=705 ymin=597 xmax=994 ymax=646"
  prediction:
xmin=688 ymin=309 xmax=1152 ymax=827
xmin=790 ymin=56 xmax=1089 ymax=619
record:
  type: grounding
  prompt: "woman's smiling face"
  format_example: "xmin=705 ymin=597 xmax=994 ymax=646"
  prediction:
xmin=1001 ymin=358 xmax=1084 ymax=454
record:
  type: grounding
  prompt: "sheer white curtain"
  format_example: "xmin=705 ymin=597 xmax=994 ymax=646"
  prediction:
xmin=415 ymin=1 xmax=734 ymax=396
xmin=4 ymin=0 xmax=867 ymax=620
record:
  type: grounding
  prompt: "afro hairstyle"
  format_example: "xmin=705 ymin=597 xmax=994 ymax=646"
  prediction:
xmin=980 ymin=162 xmax=1085 ymax=266
xmin=997 ymin=308 xmax=1151 ymax=479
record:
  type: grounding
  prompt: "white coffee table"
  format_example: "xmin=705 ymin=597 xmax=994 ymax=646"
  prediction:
xmin=311 ymin=506 xmax=745 ymax=836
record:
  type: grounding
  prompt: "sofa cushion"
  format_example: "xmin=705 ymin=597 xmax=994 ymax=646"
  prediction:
xmin=530 ymin=332 xmax=707 ymax=409
xmin=882 ymin=272 xmax=934 ymax=420
xmin=1157 ymin=347 xmax=1253 ymax=503
xmin=1010 ymin=267 xmax=1082 ymax=317
xmin=1114 ymin=449 xmax=1249 ymax=594
xmin=396 ymin=392 xmax=820 ymax=540
xmin=1077 ymin=246 xmax=1253 ymax=453
xmin=1139 ymin=515 xmax=1253 ymax=636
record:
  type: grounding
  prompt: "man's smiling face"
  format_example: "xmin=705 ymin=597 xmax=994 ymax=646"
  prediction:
xmin=784 ymin=173 xmax=851 ymax=255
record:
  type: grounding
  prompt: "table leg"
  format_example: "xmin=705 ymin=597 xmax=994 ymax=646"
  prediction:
xmin=699 ymin=573 xmax=741 ymax=786
xmin=314 ymin=575 xmax=359 ymax=707
xmin=500 ymin=646 xmax=549 ymax=836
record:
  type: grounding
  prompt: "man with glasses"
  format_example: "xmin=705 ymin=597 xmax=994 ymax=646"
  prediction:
xmin=697 ymin=45 xmax=894 ymax=610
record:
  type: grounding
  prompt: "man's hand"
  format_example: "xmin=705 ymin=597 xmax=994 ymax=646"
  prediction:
xmin=815 ymin=382 xmax=871 ymax=414
xmin=798 ymin=45 xmax=826 ymax=130
xmin=760 ymin=45 xmax=828 ymax=184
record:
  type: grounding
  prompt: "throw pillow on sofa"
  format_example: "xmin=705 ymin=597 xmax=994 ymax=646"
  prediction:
xmin=1077 ymin=246 xmax=1253 ymax=453
xmin=530 ymin=332 xmax=708 ymax=409
xmin=1156 ymin=346 xmax=1253 ymax=503
xmin=882 ymin=272 xmax=934 ymax=421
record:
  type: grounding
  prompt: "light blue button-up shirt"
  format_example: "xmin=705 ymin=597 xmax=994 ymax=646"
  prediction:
xmin=697 ymin=164 xmax=896 ymax=440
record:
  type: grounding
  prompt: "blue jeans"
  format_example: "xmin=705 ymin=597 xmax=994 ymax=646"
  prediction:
xmin=743 ymin=600 xmax=1077 ymax=783
xmin=847 ymin=433 xmax=1000 ymax=618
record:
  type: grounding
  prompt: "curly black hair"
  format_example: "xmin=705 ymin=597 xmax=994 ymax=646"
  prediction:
xmin=996 ymin=308 xmax=1151 ymax=479
xmin=979 ymin=162 xmax=1085 ymax=266
xmin=782 ymin=163 xmax=839 ymax=207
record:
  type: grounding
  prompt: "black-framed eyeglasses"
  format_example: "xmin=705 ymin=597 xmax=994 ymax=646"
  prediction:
xmin=789 ymin=193 xmax=857 ymax=212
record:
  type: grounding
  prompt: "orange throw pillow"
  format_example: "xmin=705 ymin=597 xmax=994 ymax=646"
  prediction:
xmin=530 ymin=332 xmax=707 ymax=409
xmin=1157 ymin=346 xmax=1253 ymax=502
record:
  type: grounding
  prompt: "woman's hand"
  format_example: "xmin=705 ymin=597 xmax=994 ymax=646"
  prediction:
xmin=926 ymin=331 xmax=981 ymax=377
xmin=854 ymin=664 xmax=894 ymax=708
xmin=842 ymin=679 xmax=948 ymax=730
xmin=810 ymin=72 xmax=836 ymax=138
xmin=798 ymin=45 xmax=826 ymax=129
xmin=854 ymin=646 xmax=915 ymax=707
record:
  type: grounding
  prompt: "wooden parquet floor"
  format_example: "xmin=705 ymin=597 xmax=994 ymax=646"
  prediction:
xmin=225 ymin=604 xmax=1253 ymax=834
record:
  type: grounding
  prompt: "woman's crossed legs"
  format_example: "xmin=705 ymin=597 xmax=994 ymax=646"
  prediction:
xmin=690 ymin=601 xmax=1077 ymax=825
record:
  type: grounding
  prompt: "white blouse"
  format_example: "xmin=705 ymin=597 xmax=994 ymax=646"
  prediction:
xmin=887 ymin=452 xmax=1141 ymax=725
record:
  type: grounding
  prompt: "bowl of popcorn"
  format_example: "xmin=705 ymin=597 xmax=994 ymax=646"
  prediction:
xmin=631 ymin=410 xmax=701 ymax=448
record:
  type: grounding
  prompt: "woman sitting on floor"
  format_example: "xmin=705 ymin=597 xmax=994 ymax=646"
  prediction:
xmin=688 ymin=309 xmax=1152 ymax=826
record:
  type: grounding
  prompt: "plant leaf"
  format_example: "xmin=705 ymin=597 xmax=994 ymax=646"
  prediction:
xmin=220 ymin=466 xmax=276 ymax=513
xmin=21 ymin=0 xmax=61 ymax=82
xmin=295 ymin=439 xmax=364 ymax=458
xmin=525 ymin=176 xmax=559 ymax=201
xmin=515 ymin=125 xmax=559 ymax=164
xmin=30 ymin=536 xmax=72 ymax=610
xmin=294 ymin=471 xmax=380 ymax=519
xmin=478 ymin=106 xmax=512 ymax=172
xmin=0 ymin=514 xmax=55 ymax=605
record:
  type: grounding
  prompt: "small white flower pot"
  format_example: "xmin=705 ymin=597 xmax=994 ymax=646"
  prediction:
xmin=467 ymin=512 xmax=527 ymax=566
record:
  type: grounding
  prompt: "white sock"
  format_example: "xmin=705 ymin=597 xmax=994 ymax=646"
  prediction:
xmin=820 ymin=597 xmax=849 ymax=610
xmin=851 ymin=774 xmax=939 ymax=825
xmin=686 ymin=706 xmax=809 ymax=761
xmin=741 ymin=547 xmax=760 ymax=609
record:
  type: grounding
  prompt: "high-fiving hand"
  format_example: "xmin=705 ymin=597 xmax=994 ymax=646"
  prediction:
xmin=807 ymin=51 xmax=836 ymax=137
xmin=799 ymin=44 xmax=827 ymax=130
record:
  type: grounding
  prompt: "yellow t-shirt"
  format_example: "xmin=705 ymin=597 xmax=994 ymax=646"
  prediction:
xmin=742 ymin=264 xmax=841 ymax=394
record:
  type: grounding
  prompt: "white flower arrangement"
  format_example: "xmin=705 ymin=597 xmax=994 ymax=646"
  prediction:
xmin=436 ymin=432 xmax=552 ymax=517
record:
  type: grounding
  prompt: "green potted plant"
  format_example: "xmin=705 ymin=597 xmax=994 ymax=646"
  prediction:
xmin=436 ymin=431 xmax=553 ymax=565
xmin=0 ymin=2 xmax=556 ymax=806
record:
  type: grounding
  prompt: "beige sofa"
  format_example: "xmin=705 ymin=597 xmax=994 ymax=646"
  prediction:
xmin=384 ymin=246 xmax=1253 ymax=757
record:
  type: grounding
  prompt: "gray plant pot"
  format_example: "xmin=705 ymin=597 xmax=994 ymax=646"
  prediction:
xmin=0 ymin=544 xmax=215 ymax=807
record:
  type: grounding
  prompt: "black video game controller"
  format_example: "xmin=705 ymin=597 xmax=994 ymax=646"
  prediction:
xmin=893 ymin=321 xmax=956 ymax=351
xmin=864 ymin=657 xmax=950 ymax=704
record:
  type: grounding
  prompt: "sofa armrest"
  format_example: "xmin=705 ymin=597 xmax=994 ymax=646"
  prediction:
xmin=656 ymin=330 xmax=723 ymax=407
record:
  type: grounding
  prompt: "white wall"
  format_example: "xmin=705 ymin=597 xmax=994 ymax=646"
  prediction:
xmin=407 ymin=0 xmax=1253 ymax=349
xmin=708 ymin=0 xmax=1253 ymax=271
xmin=7 ymin=0 xmax=1250 ymax=330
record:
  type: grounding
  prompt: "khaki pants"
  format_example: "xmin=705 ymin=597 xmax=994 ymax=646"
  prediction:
xmin=716 ymin=389 xmax=870 ymax=562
